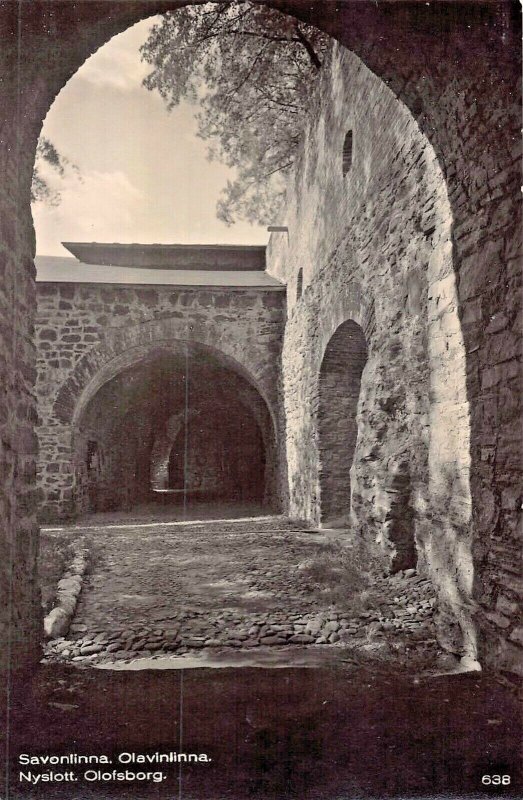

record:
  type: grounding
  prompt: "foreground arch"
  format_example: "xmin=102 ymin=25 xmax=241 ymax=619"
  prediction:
xmin=0 ymin=1 xmax=520 ymax=673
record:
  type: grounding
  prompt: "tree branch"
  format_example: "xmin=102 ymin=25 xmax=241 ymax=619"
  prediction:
xmin=226 ymin=28 xmax=297 ymax=44
xmin=258 ymin=160 xmax=294 ymax=180
xmin=294 ymin=23 xmax=322 ymax=69
xmin=256 ymin=86 xmax=300 ymax=112
xmin=228 ymin=41 xmax=271 ymax=99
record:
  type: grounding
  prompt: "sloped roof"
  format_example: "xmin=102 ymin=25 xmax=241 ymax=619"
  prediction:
xmin=35 ymin=256 xmax=284 ymax=289
xmin=62 ymin=241 xmax=267 ymax=271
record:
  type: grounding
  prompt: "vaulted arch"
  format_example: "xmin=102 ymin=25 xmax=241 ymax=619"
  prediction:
xmin=53 ymin=316 xmax=278 ymax=432
xmin=71 ymin=341 xmax=278 ymax=516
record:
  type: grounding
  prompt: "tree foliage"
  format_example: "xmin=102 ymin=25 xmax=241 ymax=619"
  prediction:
xmin=141 ymin=2 xmax=329 ymax=225
xmin=31 ymin=137 xmax=79 ymax=206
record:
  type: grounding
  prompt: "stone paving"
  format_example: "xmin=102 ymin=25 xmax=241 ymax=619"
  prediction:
xmin=43 ymin=516 xmax=439 ymax=666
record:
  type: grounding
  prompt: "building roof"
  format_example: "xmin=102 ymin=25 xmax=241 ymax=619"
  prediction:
xmin=35 ymin=256 xmax=284 ymax=290
xmin=62 ymin=242 xmax=267 ymax=271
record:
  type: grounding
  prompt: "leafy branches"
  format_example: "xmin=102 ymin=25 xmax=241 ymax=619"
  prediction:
xmin=141 ymin=2 xmax=329 ymax=225
xmin=31 ymin=137 xmax=80 ymax=206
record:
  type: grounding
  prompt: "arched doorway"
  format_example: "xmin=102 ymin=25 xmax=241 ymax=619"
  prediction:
xmin=318 ymin=319 xmax=367 ymax=526
xmin=74 ymin=343 xmax=275 ymax=517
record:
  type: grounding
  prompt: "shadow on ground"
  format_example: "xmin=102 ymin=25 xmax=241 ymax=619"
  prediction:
xmin=52 ymin=501 xmax=271 ymax=528
xmin=5 ymin=662 xmax=522 ymax=799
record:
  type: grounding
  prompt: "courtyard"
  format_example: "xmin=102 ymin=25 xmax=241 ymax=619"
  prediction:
xmin=41 ymin=514 xmax=439 ymax=669
xmin=14 ymin=515 xmax=523 ymax=798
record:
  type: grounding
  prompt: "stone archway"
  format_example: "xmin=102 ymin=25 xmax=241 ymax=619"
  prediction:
xmin=34 ymin=307 xmax=284 ymax=522
xmin=59 ymin=317 xmax=279 ymax=433
xmin=0 ymin=0 xmax=519 ymax=672
xmin=71 ymin=341 xmax=277 ymax=518
xmin=318 ymin=319 xmax=367 ymax=527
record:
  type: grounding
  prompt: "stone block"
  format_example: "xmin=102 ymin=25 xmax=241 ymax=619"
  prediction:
xmin=80 ymin=644 xmax=104 ymax=655
xmin=289 ymin=634 xmax=315 ymax=644
xmin=57 ymin=594 xmax=77 ymax=615
xmin=44 ymin=607 xmax=69 ymax=639
xmin=508 ymin=627 xmax=523 ymax=647
xmin=57 ymin=576 xmax=82 ymax=594
xmin=485 ymin=611 xmax=511 ymax=630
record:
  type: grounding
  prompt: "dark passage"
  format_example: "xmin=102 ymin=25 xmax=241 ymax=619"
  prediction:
xmin=167 ymin=397 xmax=265 ymax=502
xmin=74 ymin=345 xmax=274 ymax=516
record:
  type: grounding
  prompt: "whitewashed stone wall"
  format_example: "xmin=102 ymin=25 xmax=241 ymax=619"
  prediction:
xmin=267 ymin=45 xmax=475 ymax=659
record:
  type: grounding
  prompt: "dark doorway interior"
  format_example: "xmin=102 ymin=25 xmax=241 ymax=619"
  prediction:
xmin=75 ymin=345 xmax=274 ymax=517
xmin=318 ymin=320 xmax=367 ymax=525
xmin=167 ymin=405 xmax=265 ymax=502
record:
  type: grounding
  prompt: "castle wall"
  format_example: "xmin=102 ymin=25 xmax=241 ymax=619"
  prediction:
xmin=266 ymin=43 xmax=521 ymax=669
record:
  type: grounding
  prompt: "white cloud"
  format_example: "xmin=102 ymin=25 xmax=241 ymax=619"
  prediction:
xmin=76 ymin=18 xmax=159 ymax=92
xmin=33 ymin=169 xmax=145 ymax=255
xmin=34 ymin=13 xmax=268 ymax=256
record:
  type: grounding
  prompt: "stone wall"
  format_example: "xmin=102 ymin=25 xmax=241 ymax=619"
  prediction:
xmin=35 ymin=282 xmax=286 ymax=521
xmin=0 ymin=4 xmax=42 ymax=675
xmin=279 ymin=0 xmax=521 ymax=675
xmin=266 ymin=42 xmax=508 ymax=666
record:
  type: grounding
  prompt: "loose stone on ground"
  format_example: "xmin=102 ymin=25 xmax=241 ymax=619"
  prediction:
xmin=43 ymin=517 xmax=438 ymax=667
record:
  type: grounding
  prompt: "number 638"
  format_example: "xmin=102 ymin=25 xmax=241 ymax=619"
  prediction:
xmin=482 ymin=775 xmax=511 ymax=785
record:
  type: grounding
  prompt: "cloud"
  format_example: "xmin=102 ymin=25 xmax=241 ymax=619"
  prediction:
xmin=76 ymin=17 xmax=159 ymax=92
xmin=33 ymin=13 xmax=268 ymax=256
xmin=33 ymin=169 xmax=145 ymax=255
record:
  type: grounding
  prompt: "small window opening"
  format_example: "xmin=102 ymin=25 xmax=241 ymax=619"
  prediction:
xmin=296 ymin=268 xmax=303 ymax=301
xmin=87 ymin=440 xmax=98 ymax=472
xmin=342 ymin=130 xmax=353 ymax=176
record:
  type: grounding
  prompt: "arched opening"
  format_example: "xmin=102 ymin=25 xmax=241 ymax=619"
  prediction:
xmin=73 ymin=343 xmax=275 ymax=519
xmin=318 ymin=319 xmax=367 ymax=526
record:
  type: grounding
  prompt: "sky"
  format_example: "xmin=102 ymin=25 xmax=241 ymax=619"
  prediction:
xmin=33 ymin=17 xmax=269 ymax=265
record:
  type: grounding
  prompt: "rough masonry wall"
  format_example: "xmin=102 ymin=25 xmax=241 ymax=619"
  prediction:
xmin=0 ymin=183 xmax=41 ymax=674
xmin=0 ymin=4 xmax=42 ymax=676
xmin=291 ymin=0 xmax=521 ymax=678
xmin=267 ymin=44 xmax=476 ymax=660
xmin=35 ymin=282 xmax=286 ymax=521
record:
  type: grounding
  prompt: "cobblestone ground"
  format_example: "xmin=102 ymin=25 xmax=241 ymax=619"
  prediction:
xmin=43 ymin=516 xmax=439 ymax=667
